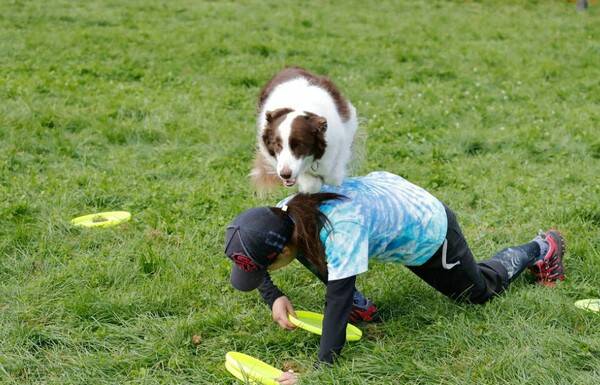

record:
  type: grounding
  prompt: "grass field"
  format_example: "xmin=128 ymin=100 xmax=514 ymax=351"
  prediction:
xmin=1 ymin=0 xmax=600 ymax=384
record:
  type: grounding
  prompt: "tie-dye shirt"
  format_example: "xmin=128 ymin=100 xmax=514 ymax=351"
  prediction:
xmin=278 ymin=171 xmax=448 ymax=281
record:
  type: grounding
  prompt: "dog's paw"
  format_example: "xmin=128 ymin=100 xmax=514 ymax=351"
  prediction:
xmin=298 ymin=174 xmax=323 ymax=194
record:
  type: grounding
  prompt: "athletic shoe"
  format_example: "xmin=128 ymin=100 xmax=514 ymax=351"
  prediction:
xmin=529 ymin=229 xmax=566 ymax=286
xmin=349 ymin=292 xmax=379 ymax=323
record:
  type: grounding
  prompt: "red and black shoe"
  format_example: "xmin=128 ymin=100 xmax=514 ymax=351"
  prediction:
xmin=349 ymin=297 xmax=380 ymax=323
xmin=529 ymin=230 xmax=566 ymax=286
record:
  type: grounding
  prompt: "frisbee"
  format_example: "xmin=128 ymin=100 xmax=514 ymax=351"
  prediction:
xmin=288 ymin=310 xmax=362 ymax=341
xmin=70 ymin=211 xmax=131 ymax=228
xmin=225 ymin=351 xmax=282 ymax=385
xmin=574 ymin=299 xmax=600 ymax=313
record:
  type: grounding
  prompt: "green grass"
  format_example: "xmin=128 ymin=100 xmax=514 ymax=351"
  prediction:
xmin=1 ymin=0 xmax=600 ymax=384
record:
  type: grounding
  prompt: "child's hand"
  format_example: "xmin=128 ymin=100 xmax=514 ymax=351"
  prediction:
xmin=278 ymin=370 xmax=298 ymax=385
xmin=272 ymin=296 xmax=297 ymax=330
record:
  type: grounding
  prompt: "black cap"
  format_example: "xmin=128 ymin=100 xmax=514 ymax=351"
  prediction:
xmin=224 ymin=207 xmax=294 ymax=291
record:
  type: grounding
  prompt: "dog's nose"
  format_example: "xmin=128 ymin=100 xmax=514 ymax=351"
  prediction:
xmin=279 ymin=168 xmax=292 ymax=179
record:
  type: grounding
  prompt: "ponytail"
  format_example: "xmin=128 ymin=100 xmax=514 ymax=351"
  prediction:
xmin=276 ymin=193 xmax=345 ymax=274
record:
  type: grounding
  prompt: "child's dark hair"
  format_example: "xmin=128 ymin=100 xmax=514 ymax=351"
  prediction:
xmin=274 ymin=192 xmax=345 ymax=274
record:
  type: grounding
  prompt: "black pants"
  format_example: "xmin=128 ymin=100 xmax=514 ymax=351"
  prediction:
xmin=408 ymin=205 xmax=509 ymax=304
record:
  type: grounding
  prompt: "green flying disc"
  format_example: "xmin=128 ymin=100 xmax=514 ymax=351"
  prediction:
xmin=225 ymin=351 xmax=282 ymax=385
xmin=288 ymin=310 xmax=362 ymax=341
xmin=574 ymin=299 xmax=600 ymax=313
xmin=71 ymin=211 xmax=131 ymax=228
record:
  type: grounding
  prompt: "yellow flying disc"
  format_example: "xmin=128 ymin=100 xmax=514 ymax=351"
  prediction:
xmin=574 ymin=299 xmax=600 ymax=313
xmin=225 ymin=352 xmax=282 ymax=385
xmin=288 ymin=310 xmax=362 ymax=342
xmin=70 ymin=211 xmax=131 ymax=228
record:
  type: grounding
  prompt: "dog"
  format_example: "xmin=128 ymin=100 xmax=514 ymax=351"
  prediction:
xmin=250 ymin=67 xmax=358 ymax=194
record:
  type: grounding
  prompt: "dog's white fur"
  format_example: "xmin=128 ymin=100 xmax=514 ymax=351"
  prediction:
xmin=256 ymin=77 xmax=358 ymax=193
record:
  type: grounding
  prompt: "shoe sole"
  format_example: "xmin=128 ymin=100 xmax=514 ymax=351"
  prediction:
xmin=540 ymin=229 xmax=566 ymax=286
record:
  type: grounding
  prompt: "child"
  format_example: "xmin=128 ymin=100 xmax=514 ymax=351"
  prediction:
xmin=224 ymin=171 xmax=565 ymax=384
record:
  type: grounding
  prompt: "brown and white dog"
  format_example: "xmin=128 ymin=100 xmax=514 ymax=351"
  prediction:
xmin=251 ymin=67 xmax=358 ymax=193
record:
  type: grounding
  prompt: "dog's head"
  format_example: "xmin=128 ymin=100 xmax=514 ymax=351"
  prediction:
xmin=262 ymin=108 xmax=327 ymax=187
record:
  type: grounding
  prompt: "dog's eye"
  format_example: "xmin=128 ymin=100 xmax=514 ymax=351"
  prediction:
xmin=289 ymin=139 xmax=299 ymax=150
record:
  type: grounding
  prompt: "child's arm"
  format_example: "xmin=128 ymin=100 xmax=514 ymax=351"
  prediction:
xmin=318 ymin=275 xmax=356 ymax=364
xmin=257 ymin=272 xmax=285 ymax=308
xmin=258 ymin=273 xmax=296 ymax=330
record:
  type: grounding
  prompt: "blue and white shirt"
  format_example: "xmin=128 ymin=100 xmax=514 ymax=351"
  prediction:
xmin=278 ymin=171 xmax=448 ymax=280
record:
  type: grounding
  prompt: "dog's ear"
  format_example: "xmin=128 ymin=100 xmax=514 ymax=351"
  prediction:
xmin=314 ymin=116 xmax=327 ymax=133
xmin=266 ymin=108 xmax=293 ymax=124
xmin=304 ymin=111 xmax=327 ymax=133
xmin=309 ymin=115 xmax=327 ymax=133
xmin=265 ymin=110 xmax=274 ymax=123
